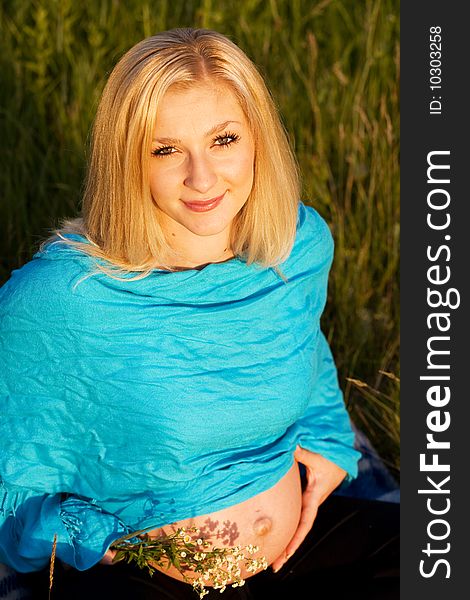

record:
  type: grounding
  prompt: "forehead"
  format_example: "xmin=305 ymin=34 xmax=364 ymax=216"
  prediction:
xmin=155 ymin=83 xmax=249 ymax=136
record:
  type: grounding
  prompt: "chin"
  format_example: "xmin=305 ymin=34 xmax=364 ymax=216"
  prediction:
xmin=181 ymin=211 xmax=239 ymax=237
xmin=184 ymin=220 xmax=232 ymax=237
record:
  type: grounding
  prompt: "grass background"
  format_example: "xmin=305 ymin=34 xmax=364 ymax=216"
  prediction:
xmin=0 ymin=0 xmax=400 ymax=477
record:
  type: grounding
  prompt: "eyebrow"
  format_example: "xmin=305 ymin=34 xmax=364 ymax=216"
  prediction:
xmin=152 ymin=120 xmax=242 ymax=144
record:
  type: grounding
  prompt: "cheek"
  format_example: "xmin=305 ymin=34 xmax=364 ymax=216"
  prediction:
xmin=149 ymin=166 xmax=180 ymax=202
xmin=225 ymin=153 xmax=254 ymax=190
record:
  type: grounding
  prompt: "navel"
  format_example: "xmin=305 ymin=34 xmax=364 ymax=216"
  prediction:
xmin=253 ymin=516 xmax=272 ymax=536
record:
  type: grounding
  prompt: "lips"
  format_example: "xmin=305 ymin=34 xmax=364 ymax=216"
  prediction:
xmin=182 ymin=192 xmax=226 ymax=213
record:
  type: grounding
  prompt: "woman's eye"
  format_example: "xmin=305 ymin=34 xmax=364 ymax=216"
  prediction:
xmin=214 ymin=132 xmax=240 ymax=147
xmin=151 ymin=146 xmax=176 ymax=157
xmin=151 ymin=133 xmax=240 ymax=157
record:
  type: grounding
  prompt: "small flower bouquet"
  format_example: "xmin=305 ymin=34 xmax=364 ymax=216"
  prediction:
xmin=110 ymin=526 xmax=268 ymax=598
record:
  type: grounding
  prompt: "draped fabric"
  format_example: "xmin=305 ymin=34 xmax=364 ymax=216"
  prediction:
xmin=0 ymin=202 xmax=360 ymax=572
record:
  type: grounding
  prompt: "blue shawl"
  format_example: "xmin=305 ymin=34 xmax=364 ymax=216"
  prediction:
xmin=0 ymin=202 xmax=359 ymax=572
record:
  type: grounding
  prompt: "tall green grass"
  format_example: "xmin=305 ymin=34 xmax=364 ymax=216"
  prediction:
xmin=0 ymin=0 xmax=399 ymax=475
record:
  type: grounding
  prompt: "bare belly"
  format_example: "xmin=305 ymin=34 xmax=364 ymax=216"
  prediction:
xmin=148 ymin=460 xmax=302 ymax=586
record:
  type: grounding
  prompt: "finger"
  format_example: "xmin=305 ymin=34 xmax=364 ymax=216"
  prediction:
xmin=271 ymin=506 xmax=318 ymax=573
xmin=294 ymin=445 xmax=317 ymax=464
xmin=271 ymin=482 xmax=319 ymax=572
xmin=271 ymin=505 xmax=317 ymax=573
xmin=270 ymin=550 xmax=287 ymax=573
xmin=285 ymin=486 xmax=319 ymax=558
xmin=294 ymin=447 xmax=347 ymax=503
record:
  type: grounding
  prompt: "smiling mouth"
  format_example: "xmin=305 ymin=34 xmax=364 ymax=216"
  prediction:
xmin=182 ymin=192 xmax=226 ymax=213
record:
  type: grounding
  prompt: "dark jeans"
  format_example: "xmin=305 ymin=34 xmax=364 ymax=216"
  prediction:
xmin=20 ymin=495 xmax=399 ymax=600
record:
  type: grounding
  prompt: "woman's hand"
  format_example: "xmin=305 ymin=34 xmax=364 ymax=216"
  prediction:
xmin=270 ymin=445 xmax=347 ymax=573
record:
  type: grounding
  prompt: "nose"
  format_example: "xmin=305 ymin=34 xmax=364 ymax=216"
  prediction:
xmin=183 ymin=153 xmax=218 ymax=195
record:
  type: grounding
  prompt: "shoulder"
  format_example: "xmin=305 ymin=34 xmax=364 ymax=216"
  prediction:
xmin=296 ymin=201 xmax=334 ymax=252
xmin=281 ymin=202 xmax=334 ymax=275
xmin=0 ymin=238 xmax=94 ymax=321
xmin=278 ymin=201 xmax=334 ymax=278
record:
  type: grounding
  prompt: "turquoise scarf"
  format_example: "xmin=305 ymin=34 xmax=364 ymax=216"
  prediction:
xmin=0 ymin=202 xmax=359 ymax=571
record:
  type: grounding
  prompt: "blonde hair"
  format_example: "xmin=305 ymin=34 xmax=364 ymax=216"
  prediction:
xmin=44 ymin=28 xmax=300 ymax=278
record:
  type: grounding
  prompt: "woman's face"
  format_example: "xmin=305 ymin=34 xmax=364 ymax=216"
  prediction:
xmin=149 ymin=82 xmax=255 ymax=243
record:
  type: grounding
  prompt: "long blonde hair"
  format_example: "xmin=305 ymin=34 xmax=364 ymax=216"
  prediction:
xmin=44 ymin=28 xmax=300 ymax=278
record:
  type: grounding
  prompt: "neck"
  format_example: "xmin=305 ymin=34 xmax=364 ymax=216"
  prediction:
xmin=169 ymin=245 xmax=235 ymax=270
xmin=159 ymin=217 xmax=234 ymax=270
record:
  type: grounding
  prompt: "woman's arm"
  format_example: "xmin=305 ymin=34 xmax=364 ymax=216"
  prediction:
xmin=0 ymin=490 xmax=126 ymax=573
xmin=294 ymin=329 xmax=360 ymax=480
xmin=271 ymin=329 xmax=360 ymax=572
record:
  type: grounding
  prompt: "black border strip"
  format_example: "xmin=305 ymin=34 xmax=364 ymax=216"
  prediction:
xmin=401 ymin=3 xmax=468 ymax=597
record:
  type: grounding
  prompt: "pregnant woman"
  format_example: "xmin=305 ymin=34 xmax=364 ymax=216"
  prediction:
xmin=0 ymin=29 xmax=364 ymax=599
